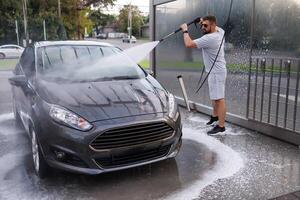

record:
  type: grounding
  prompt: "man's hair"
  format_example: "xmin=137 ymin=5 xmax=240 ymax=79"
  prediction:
xmin=202 ymin=15 xmax=217 ymax=24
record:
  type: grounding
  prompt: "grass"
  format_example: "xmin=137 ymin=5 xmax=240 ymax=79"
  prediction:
xmin=138 ymin=38 xmax=150 ymax=42
xmin=0 ymin=59 xmax=18 ymax=70
xmin=139 ymin=60 xmax=248 ymax=71
xmin=139 ymin=60 xmax=299 ymax=74
xmin=138 ymin=60 xmax=150 ymax=69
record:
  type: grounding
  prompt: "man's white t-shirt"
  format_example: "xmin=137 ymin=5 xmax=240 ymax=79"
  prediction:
xmin=193 ymin=26 xmax=226 ymax=73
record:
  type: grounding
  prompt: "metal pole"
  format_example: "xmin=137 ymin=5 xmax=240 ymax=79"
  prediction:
xmin=129 ymin=2 xmax=132 ymax=40
xmin=293 ymin=61 xmax=300 ymax=131
xmin=253 ymin=58 xmax=259 ymax=120
xmin=58 ymin=0 xmax=61 ymax=19
xmin=177 ymin=75 xmax=191 ymax=112
xmin=246 ymin=0 xmax=255 ymax=118
xmin=149 ymin=1 xmax=156 ymax=77
xmin=76 ymin=1 xmax=81 ymax=39
xmin=43 ymin=20 xmax=47 ymax=40
xmin=275 ymin=59 xmax=283 ymax=126
xmin=284 ymin=60 xmax=291 ymax=128
xmin=260 ymin=58 xmax=266 ymax=122
xmin=15 ymin=20 xmax=20 ymax=46
xmin=22 ymin=0 xmax=29 ymax=46
xmin=267 ymin=58 xmax=274 ymax=123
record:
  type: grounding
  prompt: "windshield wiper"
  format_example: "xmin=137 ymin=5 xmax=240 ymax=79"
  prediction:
xmin=89 ymin=76 xmax=139 ymax=82
xmin=90 ymin=77 xmax=114 ymax=82
xmin=111 ymin=76 xmax=140 ymax=80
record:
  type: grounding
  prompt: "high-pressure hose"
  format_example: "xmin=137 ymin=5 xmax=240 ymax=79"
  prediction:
xmin=195 ymin=0 xmax=234 ymax=93
xmin=157 ymin=0 xmax=234 ymax=93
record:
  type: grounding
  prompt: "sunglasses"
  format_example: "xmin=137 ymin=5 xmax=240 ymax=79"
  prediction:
xmin=201 ymin=24 xmax=209 ymax=28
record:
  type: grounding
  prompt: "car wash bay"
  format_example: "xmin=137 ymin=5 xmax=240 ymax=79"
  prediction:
xmin=0 ymin=70 xmax=299 ymax=200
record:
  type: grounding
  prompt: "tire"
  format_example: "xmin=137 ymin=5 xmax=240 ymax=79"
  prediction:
xmin=0 ymin=53 xmax=5 ymax=59
xmin=31 ymin=127 xmax=50 ymax=178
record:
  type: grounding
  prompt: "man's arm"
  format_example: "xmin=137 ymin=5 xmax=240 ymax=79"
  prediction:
xmin=180 ymin=23 xmax=197 ymax=49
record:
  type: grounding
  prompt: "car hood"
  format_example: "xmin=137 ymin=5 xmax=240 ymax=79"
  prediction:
xmin=36 ymin=77 xmax=168 ymax=122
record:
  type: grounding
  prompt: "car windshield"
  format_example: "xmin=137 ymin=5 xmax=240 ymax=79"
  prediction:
xmin=36 ymin=45 xmax=145 ymax=82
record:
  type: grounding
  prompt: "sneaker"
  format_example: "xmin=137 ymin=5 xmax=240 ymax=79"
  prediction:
xmin=206 ymin=116 xmax=219 ymax=125
xmin=207 ymin=125 xmax=226 ymax=135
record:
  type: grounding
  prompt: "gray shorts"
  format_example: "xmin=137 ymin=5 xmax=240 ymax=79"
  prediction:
xmin=208 ymin=72 xmax=227 ymax=100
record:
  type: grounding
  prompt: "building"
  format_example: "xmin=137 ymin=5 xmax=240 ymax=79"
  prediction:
xmin=141 ymin=22 xmax=150 ymax=38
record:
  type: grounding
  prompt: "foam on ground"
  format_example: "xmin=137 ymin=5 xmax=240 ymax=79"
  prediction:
xmin=163 ymin=126 xmax=245 ymax=200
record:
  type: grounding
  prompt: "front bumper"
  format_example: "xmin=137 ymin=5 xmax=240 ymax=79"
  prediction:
xmin=38 ymin=112 xmax=182 ymax=175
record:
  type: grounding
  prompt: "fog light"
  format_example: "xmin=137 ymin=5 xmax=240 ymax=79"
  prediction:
xmin=169 ymin=138 xmax=182 ymax=158
xmin=55 ymin=151 xmax=66 ymax=160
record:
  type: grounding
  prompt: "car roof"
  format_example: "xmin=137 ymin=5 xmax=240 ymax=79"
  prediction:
xmin=0 ymin=44 xmax=23 ymax=48
xmin=34 ymin=40 xmax=114 ymax=48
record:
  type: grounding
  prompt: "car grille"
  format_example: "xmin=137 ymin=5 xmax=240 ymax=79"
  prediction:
xmin=90 ymin=121 xmax=174 ymax=150
xmin=94 ymin=145 xmax=171 ymax=168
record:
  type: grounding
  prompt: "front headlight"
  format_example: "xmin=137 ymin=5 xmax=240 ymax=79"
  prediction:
xmin=49 ymin=105 xmax=93 ymax=131
xmin=168 ymin=93 xmax=177 ymax=119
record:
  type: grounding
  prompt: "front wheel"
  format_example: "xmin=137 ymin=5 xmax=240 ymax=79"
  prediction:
xmin=31 ymin=128 xmax=50 ymax=178
xmin=0 ymin=53 xmax=5 ymax=59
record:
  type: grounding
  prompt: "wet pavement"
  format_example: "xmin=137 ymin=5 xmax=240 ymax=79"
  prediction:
xmin=0 ymin=71 xmax=300 ymax=200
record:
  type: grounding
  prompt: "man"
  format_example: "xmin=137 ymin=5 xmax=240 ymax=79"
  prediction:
xmin=180 ymin=15 xmax=227 ymax=135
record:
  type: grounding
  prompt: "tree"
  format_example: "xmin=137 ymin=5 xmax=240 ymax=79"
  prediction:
xmin=117 ymin=5 xmax=144 ymax=37
xmin=89 ymin=9 xmax=116 ymax=35
xmin=0 ymin=0 xmax=116 ymax=44
xmin=0 ymin=0 xmax=23 ymax=45
xmin=81 ymin=0 xmax=115 ymax=7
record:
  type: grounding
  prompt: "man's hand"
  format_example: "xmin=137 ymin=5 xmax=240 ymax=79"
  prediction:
xmin=180 ymin=23 xmax=188 ymax=32
xmin=181 ymin=23 xmax=197 ymax=49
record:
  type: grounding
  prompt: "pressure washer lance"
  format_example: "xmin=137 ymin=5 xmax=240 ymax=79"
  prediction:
xmin=158 ymin=17 xmax=201 ymax=112
xmin=177 ymin=75 xmax=191 ymax=112
xmin=159 ymin=17 xmax=201 ymax=43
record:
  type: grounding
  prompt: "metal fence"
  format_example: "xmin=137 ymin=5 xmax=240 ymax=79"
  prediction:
xmin=247 ymin=57 xmax=300 ymax=133
xmin=150 ymin=0 xmax=300 ymax=145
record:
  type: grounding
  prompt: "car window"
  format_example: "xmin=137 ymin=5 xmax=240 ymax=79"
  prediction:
xmin=101 ymin=47 xmax=116 ymax=56
xmin=1 ymin=46 xmax=13 ymax=49
xmin=36 ymin=45 xmax=145 ymax=82
xmin=89 ymin=46 xmax=103 ymax=59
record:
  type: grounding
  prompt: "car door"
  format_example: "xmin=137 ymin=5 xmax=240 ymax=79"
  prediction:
xmin=17 ymin=46 xmax=37 ymax=132
xmin=6 ymin=46 xmax=16 ymax=58
xmin=11 ymin=46 xmax=20 ymax=57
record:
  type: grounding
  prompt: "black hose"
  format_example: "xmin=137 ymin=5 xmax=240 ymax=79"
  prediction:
xmin=195 ymin=0 xmax=234 ymax=93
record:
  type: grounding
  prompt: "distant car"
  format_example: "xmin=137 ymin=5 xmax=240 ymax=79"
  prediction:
xmin=9 ymin=40 xmax=182 ymax=178
xmin=122 ymin=36 xmax=137 ymax=43
xmin=96 ymin=33 xmax=107 ymax=39
xmin=0 ymin=44 xmax=24 ymax=59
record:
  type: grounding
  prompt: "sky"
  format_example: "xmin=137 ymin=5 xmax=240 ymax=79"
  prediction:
xmin=103 ymin=0 xmax=150 ymax=16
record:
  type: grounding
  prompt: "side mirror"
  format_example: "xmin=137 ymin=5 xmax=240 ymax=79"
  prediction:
xmin=9 ymin=75 xmax=27 ymax=87
xmin=145 ymin=69 xmax=154 ymax=76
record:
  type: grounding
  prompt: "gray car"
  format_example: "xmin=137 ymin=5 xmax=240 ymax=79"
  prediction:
xmin=9 ymin=41 xmax=182 ymax=178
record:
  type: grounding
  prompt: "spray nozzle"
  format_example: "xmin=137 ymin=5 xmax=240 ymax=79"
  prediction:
xmin=191 ymin=17 xmax=201 ymax=25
